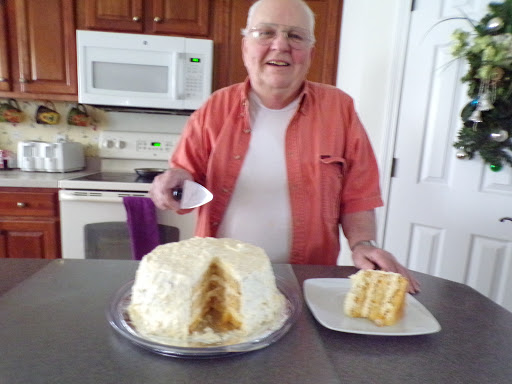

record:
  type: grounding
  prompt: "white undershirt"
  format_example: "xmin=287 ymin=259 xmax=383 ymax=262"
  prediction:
xmin=217 ymin=92 xmax=300 ymax=263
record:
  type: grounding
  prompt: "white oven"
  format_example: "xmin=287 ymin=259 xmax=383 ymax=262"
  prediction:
xmin=59 ymin=131 xmax=196 ymax=259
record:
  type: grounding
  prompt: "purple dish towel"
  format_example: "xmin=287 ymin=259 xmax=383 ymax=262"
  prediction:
xmin=123 ymin=196 xmax=160 ymax=260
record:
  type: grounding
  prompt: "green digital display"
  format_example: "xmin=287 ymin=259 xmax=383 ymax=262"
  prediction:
xmin=190 ymin=58 xmax=201 ymax=63
xmin=151 ymin=142 xmax=161 ymax=147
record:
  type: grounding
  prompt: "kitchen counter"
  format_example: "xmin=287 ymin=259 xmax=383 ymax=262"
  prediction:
xmin=1 ymin=259 xmax=511 ymax=383
xmin=0 ymin=159 xmax=100 ymax=188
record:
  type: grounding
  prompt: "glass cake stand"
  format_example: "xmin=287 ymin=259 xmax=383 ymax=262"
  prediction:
xmin=106 ymin=266 xmax=301 ymax=358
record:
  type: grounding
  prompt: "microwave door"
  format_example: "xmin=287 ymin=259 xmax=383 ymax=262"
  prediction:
xmin=80 ymin=50 xmax=185 ymax=110
xmin=170 ymin=52 xmax=186 ymax=107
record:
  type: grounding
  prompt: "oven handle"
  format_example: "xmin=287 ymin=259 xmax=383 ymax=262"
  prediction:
xmin=59 ymin=190 xmax=149 ymax=203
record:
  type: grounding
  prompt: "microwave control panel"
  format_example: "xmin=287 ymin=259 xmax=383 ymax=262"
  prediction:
xmin=183 ymin=54 xmax=206 ymax=99
xmin=99 ymin=131 xmax=181 ymax=160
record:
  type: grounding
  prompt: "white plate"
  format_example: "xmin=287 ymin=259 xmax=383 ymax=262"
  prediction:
xmin=303 ymin=278 xmax=441 ymax=336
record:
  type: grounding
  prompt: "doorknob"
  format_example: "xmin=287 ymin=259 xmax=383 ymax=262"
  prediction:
xmin=499 ymin=217 xmax=512 ymax=223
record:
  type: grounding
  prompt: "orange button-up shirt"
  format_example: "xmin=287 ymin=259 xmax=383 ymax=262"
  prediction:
xmin=171 ymin=79 xmax=383 ymax=265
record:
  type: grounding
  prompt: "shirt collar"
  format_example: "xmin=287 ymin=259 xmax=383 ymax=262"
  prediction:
xmin=241 ymin=77 xmax=310 ymax=114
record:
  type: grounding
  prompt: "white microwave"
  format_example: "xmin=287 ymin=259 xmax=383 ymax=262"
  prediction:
xmin=76 ymin=30 xmax=213 ymax=111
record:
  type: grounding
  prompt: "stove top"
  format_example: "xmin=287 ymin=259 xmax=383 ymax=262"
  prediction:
xmin=59 ymin=172 xmax=155 ymax=192
xmin=70 ymin=172 xmax=153 ymax=183
xmin=58 ymin=131 xmax=179 ymax=192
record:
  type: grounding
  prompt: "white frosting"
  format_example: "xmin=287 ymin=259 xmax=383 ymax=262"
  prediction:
xmin=127 ymin=237 xmax=286 ymax=343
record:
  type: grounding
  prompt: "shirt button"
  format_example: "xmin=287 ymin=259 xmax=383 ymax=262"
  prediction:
xmin=222 ymin=188 xmax=229 ymax=193
xmin=234 ymin=154 xmax=241 ymax=160
xmin=243 ymin=129 xmax=251 ymax=133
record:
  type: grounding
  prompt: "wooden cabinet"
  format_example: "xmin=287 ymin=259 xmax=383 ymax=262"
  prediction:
xmin=0 ymin=0 xmax=342 ymax=101
xmin=216 ymin=0 xmax=343 ymax=88
xmin=0 ymin=188 xmax=61 ymax=259
xmin=0 ymin=2 xmax=10 ymax=92
xmin=80 ymin=0 xmax=210 ymax=36
xmin=0 ymin=0 xmax=77 ymax=101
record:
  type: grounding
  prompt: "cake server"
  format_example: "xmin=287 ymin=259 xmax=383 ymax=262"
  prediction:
xmin=172 ymin=180 xmax=213 ymax=209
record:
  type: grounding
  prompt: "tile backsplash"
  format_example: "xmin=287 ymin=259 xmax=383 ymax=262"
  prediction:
xmin=0 ymin=100 xmax=108 ymax=157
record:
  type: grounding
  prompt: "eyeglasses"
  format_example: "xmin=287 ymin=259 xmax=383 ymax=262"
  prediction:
xmin=241 ymin=23 xmax=315 ymax=50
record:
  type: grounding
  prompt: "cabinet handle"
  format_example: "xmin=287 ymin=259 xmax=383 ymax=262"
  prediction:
xmin=154 ymin=16 xmax=162 ymax=23
xmin=132 ymin=16 xmax=140 ymax=22
xmin=19 ymin=78 xmax=28 ymax=83
xmin=0 ymin=77 xmax=7 ymax=82
xmin=500 ymin=217 xmax=512 ymax=223
xmin=17 ymin=202 xmax=27 ymax=208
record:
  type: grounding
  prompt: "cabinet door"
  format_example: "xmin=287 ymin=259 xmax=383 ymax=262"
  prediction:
xmin=83 ymin=0 xmax=144 ymax=32
xmin=306 ymin=0 xmax=342 ymax=85
xmin=0 ymin=2 xmax=11 ymax=92
xmin=8 ymin=0 xmax=77 ymax=95
xmin=147 ymin=0 xmax=210 ymax=36
xmin=0 ymin=219 xmax=61 ymax=259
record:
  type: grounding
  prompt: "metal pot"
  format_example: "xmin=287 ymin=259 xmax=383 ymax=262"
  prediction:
xmin=134 ymin=168 xmax=165 ymax=180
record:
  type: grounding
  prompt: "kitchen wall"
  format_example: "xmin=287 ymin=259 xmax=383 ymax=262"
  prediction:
xmin=336 ymin=0 xmax=408 ymax=264
xmin=0 ymin=100 xmax=107 ymax=157
xmin=0 ymin=100 xmax=190 ymax=159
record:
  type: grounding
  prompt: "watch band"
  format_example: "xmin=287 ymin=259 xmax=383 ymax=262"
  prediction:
xmin=351 ymin=240 xmax=378 ymax=251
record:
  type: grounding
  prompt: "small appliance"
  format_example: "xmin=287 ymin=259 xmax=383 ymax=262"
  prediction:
xmin=77 ymin=30 xmax=213 ymax=111
xmin=17 ymin=141 xmax=85 ymax=173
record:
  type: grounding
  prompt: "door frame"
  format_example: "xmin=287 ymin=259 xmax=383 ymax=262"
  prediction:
xmin=377 ymin=1 xmax=413 ymax=246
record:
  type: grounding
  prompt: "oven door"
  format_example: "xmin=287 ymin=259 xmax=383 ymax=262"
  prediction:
xmin=59 ymin=190 xmax=196 ymax=259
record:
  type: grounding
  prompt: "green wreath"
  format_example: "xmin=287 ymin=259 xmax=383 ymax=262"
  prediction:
xmin=451 ymin=0 xmax=512 ymax=171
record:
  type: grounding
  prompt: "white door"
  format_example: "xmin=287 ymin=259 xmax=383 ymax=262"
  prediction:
xmin=384 ymin=0 xmax=512 ymax=312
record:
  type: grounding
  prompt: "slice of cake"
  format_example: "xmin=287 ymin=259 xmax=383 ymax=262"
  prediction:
xmin=127 ymin=237 xmax=286 ymax=342
xmin=343 ymin=270 xmax=408 ymax=326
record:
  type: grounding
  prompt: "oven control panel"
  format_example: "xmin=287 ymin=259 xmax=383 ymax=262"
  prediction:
xmin=99 ymin=131 xmax=181 ymax=160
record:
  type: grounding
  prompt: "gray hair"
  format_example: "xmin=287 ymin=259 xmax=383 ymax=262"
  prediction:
xmin=246 ymin=0 xmax=316 ymax=37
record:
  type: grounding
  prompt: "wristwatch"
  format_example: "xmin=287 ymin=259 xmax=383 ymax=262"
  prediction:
xmin=351 ymin=240 xmax=378 ymax=251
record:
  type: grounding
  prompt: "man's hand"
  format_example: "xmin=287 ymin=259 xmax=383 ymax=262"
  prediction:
xmin=149 ymin=168 xmax=193 ymax=210
xmin=351 ymin=244 xmax=421 ymax=294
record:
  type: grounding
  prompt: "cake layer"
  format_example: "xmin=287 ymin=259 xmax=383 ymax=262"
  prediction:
xmin=344 ymin=270 xmax=408 ymax=326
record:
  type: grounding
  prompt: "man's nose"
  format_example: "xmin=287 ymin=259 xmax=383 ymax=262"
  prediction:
xmin=270 ymin=31 xmax=291 ymax=50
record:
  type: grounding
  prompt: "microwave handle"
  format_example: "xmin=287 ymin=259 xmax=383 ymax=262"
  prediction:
xmin=171 ymin=52 xmax=186 ymax=100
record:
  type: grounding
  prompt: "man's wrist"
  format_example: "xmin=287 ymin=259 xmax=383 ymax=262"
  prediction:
xmin=351 ymin=240 xmax=378 ymax=251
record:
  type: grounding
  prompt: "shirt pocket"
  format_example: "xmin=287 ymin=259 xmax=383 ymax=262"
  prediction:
xmin=320 ymin=155 xmax=345 ymax=219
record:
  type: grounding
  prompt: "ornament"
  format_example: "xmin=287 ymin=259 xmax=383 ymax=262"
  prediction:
xmin=477 ymin=91 xmax=494 ymax=111
xmin=490 ymin=67 xmax=505 ymax=82
xmin=456 ymin=149 xmax=469 ymax=160
xmin=490 ymin=130 xmax=509 ymax=142
xmin=490 ymin=163 xmax=503 ymax=172
xmin=476 ymin=81 xmax=496 ymax=111
xmin=469 ymin=109 xmax=482 ymax=122
xmin=486 ymin=17 xmax=504 ymax=33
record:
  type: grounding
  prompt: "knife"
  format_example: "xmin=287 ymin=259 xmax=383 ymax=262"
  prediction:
xmin=172 ymin=180 xmax=213 ymax=209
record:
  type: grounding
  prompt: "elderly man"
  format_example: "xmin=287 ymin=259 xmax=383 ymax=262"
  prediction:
xmin=150 ymin=0 xmax=420 ymax=293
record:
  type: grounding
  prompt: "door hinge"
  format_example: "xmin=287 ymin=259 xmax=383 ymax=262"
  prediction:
xmin=391 ymin=157 xmax=398 ymax=178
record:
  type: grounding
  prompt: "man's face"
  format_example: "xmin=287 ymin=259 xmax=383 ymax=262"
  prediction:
xmin=242 ymin=0 xmax=315 ymax=99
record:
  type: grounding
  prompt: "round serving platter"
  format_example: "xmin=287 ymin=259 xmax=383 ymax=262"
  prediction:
xmin=106 ymin=276 xmax=301 ymax=358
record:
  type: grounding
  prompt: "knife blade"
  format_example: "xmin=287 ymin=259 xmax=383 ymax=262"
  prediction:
xmin=172 ymin=180 xmax=213 ymax=209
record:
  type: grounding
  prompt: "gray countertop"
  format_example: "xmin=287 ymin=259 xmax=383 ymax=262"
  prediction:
xmin=0 ymin=161 xmax=99 ymax=188
xmin=1 ymin=259 xmax=511 ymax=384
